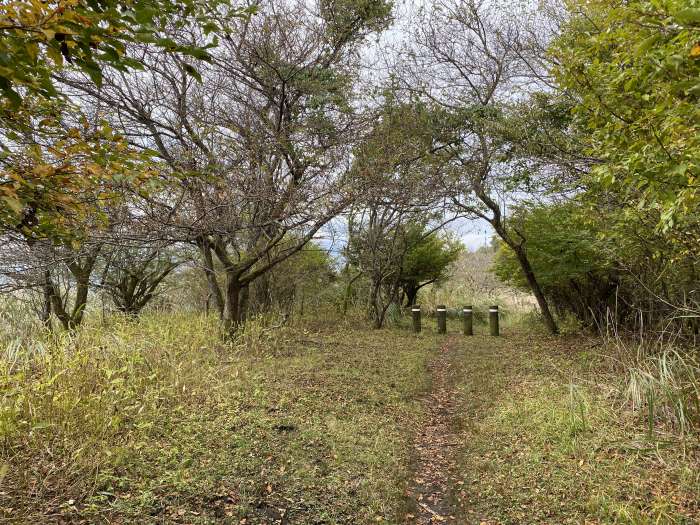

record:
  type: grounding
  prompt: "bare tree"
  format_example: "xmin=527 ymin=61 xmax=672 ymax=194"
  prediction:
xmin=0 ymin=236 xmax=102 ymax=330
xmin=398 ymin=0 xmax=562 ymax=334
xmin=97 ymin=244 xmax=181 ymax=316
xmin=62 ymin=0 xmax=393 ymax=332
xmin=346 ymin=204 xmax=409 ymax=329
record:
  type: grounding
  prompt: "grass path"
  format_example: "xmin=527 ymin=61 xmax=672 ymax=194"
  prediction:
xmin=406 ymin=335 xmax=460 ymax=524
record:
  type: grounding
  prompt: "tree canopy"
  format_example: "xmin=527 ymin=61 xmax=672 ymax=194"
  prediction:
xmin=551 ymin=0 xmax=700 ymax=229
xmin=0 ymin=0 xmax=252 ymax=104
xmin=399 ymin=225 xmax=462 ymax=306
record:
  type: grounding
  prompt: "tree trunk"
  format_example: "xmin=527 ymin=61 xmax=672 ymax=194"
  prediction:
xmin=240 ymin=283 xmax=249 ymax=323
xmin=70 ymin=275 xmax=90 ymax=328
xmin=198 ymin=239 xmax=224 ymax=318
xmin=223 ymin=272 xmax=243 ymax=334
xmin=369 ymin=277 xmax=384 ymax=329
xmin=405 ymin=285 xmax=418 ymax=307
xmin=467 ymin=182 xmax=559 ymax=336
xmin=369 ymin=277 xmax=400 ymax=330
xmin=45 ymin=277 xmax=71 ymax=331
xmin=512 ymin=245 xmax=559 ymax=335
xmin=40 ymin=270 xmax=53 ymax=330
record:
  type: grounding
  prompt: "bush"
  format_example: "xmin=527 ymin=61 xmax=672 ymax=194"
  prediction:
xmin=493 ymin=200 xmax=700 ymax=339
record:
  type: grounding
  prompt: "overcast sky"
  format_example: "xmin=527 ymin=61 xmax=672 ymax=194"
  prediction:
xmin=352 ymin=0 xmax=500 ymax=254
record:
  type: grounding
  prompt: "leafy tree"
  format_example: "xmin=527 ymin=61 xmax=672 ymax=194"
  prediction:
xmin=551 ymin=0 xmax=700 ymax=229
xmin=399 ymin=225 xmax=462 ymax=306
xmin=0 ymin=104 xmax=143 ymax=239
xmin=64 ymin=0 xmax=394 ymax=332
xmin=247 ymin=243 xmax=336 ymax=317
xmin=0 ymin=0 xmax=251 ymax=105
xmin=0 ymin=1 xmax=253 ymax=238
xmin=346 ymin=206 xmax=414 ymax=329
xmin=493 ymin=197 xmax=700 ymax=334
xmin=344 ymin=92 xmax=452 ymax=329
xmin=493 ymin=201 xmax=618 ymax=326
xmin=400 ymin=0 xmax=568 ymax=334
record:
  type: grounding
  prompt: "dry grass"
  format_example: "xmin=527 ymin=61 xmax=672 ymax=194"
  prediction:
xmin=0 ymin=313 xmax=435 ymax=524
xmin=447 ymin=330 xmax=700 ymax=524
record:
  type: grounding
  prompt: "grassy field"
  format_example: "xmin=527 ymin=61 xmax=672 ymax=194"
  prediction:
xmin=0 ymin=315 xmax=436 ymax=524
xmin=447 ymin=330 xmax=700 ymax=524
xmin=2 ymin=314 xmax=699 ymax=524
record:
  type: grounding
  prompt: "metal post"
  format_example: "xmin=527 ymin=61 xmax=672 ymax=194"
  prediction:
xmin=412 ymin=305 xmax=421 ymax=333
xmin=489 ymin=305 xmax=499 ymax=336
xmin=463 ymin=305 xmax=473 ymax=336
xmin=437 ymin=305 xmax=447 ymax=334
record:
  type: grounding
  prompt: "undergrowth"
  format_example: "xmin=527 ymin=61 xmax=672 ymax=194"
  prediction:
xmin=0 ymin=313 xmax=434 ymax=523
xmin=449 ymin=331 xmax=700 ymax=524
xmin=607 ymin=336 xmax=700 ymax=440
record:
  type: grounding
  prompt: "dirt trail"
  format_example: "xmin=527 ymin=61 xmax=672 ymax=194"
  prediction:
xmin=406 ymin=336 xmax=461 ymax=524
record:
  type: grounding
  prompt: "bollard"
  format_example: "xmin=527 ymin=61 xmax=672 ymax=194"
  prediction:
xmin=489 ymin=305 xmax=500 ymax=336
xmin=412 ymin=305 xmax=421 ymax=333
xmin=437 ymin=304 xmax=447 ymax=334
xmin=463 ymin=305 xmax=473 ymax=336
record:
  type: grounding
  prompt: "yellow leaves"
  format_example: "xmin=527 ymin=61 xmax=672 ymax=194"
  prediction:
xmin=2 ymin=195 xmax=23 ymax=214
xmin=84 ymin=162 xmax=102 ymax=176
xmin=690 ymin=43 xmax=700 ymax=59
xmin=73 ymin=13 xmax=94 ymax=27
xmin=41 ymin=28 xmax=56 ymax=41
xmin=46 ymin=45 xmax=63 ymax=67
xmin=32 ymin=163 xmax=55 ymax=178
xmin=25 ymin=42 xmax=39 ymax=62
xmin=0 ymin=117 xmax=152 ymax=236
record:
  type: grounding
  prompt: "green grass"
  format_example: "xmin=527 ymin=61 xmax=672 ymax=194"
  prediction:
xmin=448 ymin=331 xmax=700 ymax=524
xmin=2 ymin=311 xmax=699 ymax=524
xmin=0 ymin=314 xmax=436 ymax=524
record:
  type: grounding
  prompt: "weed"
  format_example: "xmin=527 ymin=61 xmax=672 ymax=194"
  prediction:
xmin=448 ymin=330 xmax=700 ymax=523
xmin=0 ymin=314 xmax=433 ymax=523
xmin=626 ymin=349 xmax=700 ymax=439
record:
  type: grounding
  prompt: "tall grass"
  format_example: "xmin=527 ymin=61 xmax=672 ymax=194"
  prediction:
xmin=599 ymin=320 xmax=700 ymax=439
xmin=626 ymin=349 xmax=700 ymax=438
xmin=0 ymin=295 xmax=43 ymax=347
xmin=0 ymin=312 xmax=282 ymax=513
xmin=0 ymin=308 xmax=434 ymax=522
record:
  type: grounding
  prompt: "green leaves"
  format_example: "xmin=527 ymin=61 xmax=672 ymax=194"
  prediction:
xmin=550 ymin=0 xmax=700 ymax=231
xmin=321 ymin=0 xmax=393 ymax=44
xmin=675 ymin=8 xmax=700 ymax=25
xmin=79 ymin=60 xmax=104 ymax=87
xmin=132 ymin=4 xmax=158 ymax=25
xmin=183 ymin=63 xmax=202 ymax=83
xmin=0 ymin=0 xmax=247 ymax=107
xmin=400 ymin=225 xmax=463 ymax=288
